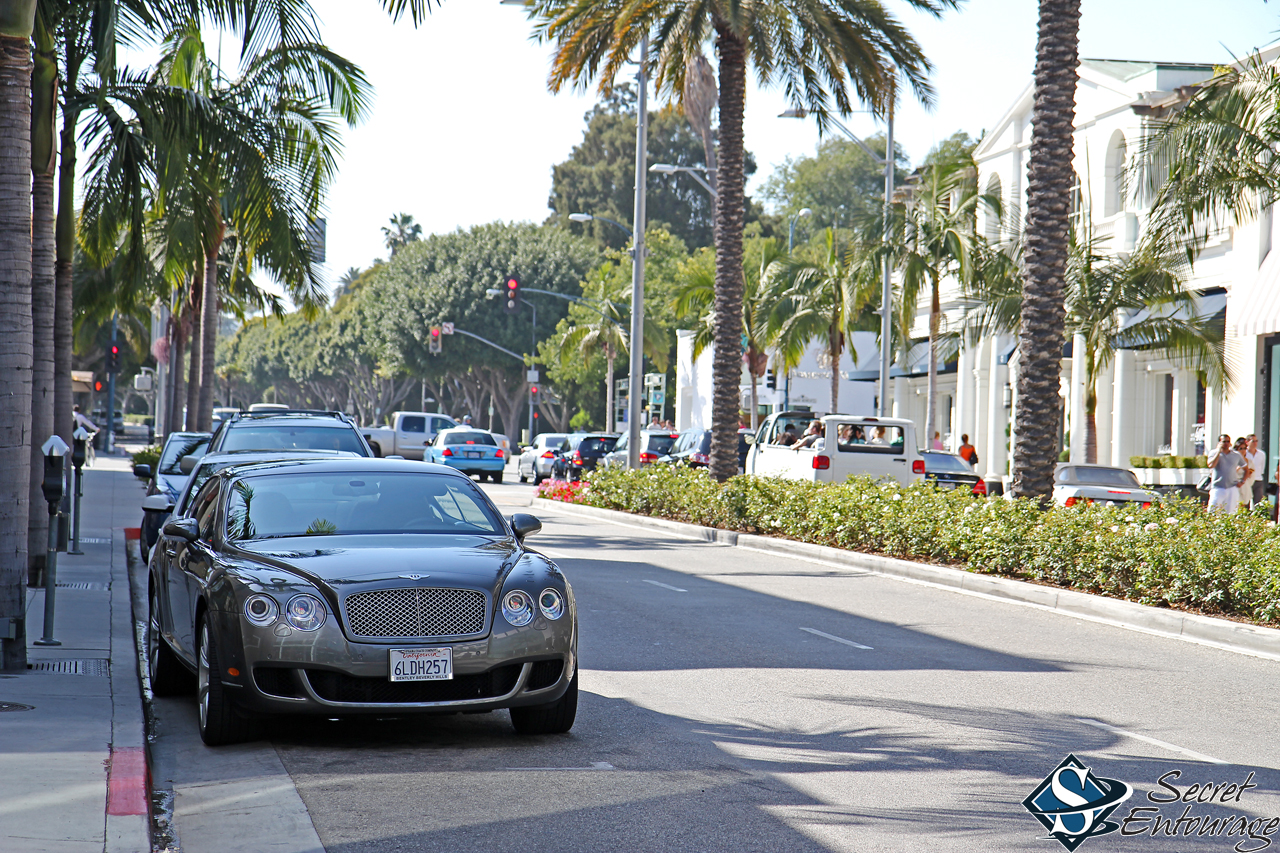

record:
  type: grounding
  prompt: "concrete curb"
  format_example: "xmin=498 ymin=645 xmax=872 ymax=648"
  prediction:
xmin=532 ymin=498 xmax=1280 ymax=662
xmin=109 ymin=528 xmax=151 ymax=853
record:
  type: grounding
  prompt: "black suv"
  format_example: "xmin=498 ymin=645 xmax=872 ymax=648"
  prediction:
xmin=206 ymin=410 xmax=374 ymax=456
xmin=551 ymin=433 xmax=618 ymax=481
xmin=659 ymin=428 xmax=753 ymax=471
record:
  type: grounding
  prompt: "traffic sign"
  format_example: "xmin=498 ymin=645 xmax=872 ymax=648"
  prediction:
xmin=441 ymin=322 xmax=454 ymax=335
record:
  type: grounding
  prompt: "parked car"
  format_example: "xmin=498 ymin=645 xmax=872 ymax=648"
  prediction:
xmin=135 ymin=432 xmax=211 ymax=560
xmin=146 ymin=457 xmax=576 ymax=744
xmin=1054 ymin=464 xmax=1160 ymax=507
xmin=552 ymin=433 xmax=618 ymax=481
xmin=211 ymin=407 xmax=240 ymax=428
xmin=920 ymin=451 xmax=987 ymax=495
xmin=659 ymin=428 xmax=754 ymax=472
xmin=426 ymin=428 xmax=506 ymax=483
xmin=518 ymin=433 xmax=570 ymax=484
xmin=362 ymin=411 xmax=458 ymax=460
xmin=745 ymin=413 xmax=925 ymax=486
xmin=207 ymin=410 xmax=374 ymax=457
xmin=601 ymin=429 xmax=678 ymax=469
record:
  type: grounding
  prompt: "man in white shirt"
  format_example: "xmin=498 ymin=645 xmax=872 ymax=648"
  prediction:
xmin=1243 ymin=433 xmax=1266 ymax=510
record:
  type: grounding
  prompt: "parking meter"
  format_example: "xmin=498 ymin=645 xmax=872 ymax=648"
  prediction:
xmin=71 ymin=427 xmax=88 ymax=471
xmin=69 ymin=428 xmax=89 ymax=555
xmin=35 ymin=436 xmax=69 ymax=646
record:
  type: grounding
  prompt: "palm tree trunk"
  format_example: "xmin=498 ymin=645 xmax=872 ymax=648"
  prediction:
xmin=185 ymin=269 xmax=202 ymax=431
xmin=925 ymin=275 xmax=940 ymax=449
xmin=171 ymin=310 xmax=187 ymax=435
xmin=53 ymin=100 xmax=77 ymax=458
xmin=0 ymin=2 xmax=37 ymax=672
xmin=1084 ymin=357 xmax=1098 ymax=463
xmin=605 ymin=347 xmax=615 ymax=432
xmin=709 ymin=17 xmax=747 ymax=482
xmin=196 ymin=242 xmax=220 ymax=431
xmin=829 ymin=328 xmax=841 ymax=413
xmin=27 ymin=30 xmax=55 ymax=580
xmin=1012 ymin=0 xmax=1080 ymax=502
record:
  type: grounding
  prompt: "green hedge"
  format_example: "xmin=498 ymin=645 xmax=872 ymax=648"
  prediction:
xmin=1129 ymin=455 xmax=1208 ymax=469
xmin=130 ymin=445 xmax=161 ymax=475
xmin=563 ymin=466 xmax=1280 ymax=626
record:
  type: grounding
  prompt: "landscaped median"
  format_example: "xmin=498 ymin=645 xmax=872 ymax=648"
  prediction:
xmin=537 ymin=465 xmax=1280 ymax=628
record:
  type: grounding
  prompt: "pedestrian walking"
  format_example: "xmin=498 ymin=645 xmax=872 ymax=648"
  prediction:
xmin=958 ymin=433 xmax=979 ymax=469
xmin=1206 ymin=433 xmax=1245 ymax=513
xmin=1243 ymin=433 xmax=1266 ymax=510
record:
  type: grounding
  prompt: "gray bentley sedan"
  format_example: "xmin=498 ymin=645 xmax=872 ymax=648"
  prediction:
xmin=146 ymin=457 xmax=577 ymax=745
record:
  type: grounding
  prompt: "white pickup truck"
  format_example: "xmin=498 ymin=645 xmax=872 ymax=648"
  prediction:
xmin=745 ymin=412 xmax=925 ymax=486
xmin=362 ymin=411 xmax=458 ymax=459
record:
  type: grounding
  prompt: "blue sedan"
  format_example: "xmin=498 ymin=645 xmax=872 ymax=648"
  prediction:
xmin=427 ymin=429 xmax=507 ymax=483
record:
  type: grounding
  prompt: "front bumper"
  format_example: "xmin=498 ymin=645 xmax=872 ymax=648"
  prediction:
xmin=208 ymin=605 xmax=576 ymax=715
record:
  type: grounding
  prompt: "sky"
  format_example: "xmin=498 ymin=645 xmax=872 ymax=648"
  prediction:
xmin=186 ymin=0 xmax=1280 ymax=296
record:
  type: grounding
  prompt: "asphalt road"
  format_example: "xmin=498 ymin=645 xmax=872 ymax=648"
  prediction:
xmin=150 ymin=470 xmax=1280 ymax=853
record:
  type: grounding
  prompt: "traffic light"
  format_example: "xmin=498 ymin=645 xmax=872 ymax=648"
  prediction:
xmin=105 ymin=343 xmax=121 ymax=374
xmin=428 ymin=326 xmax=442 ymax=354
xmin=503 ymin=276 xmax=521 ymax=314
xmin=766 ymin=370 xmax=776 ymax=390
xmin=94 ymin=380 xmax=103 ymax=392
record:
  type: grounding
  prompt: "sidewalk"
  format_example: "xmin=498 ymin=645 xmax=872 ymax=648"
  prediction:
xmin=0 ymin=448 xmax=150 ymax=853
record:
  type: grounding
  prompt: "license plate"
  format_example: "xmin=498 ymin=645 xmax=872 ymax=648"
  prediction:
xmin=936 ymin=481 xmax=956 ymax=490
xmin=389 ymin=647 xmax=452 ymax=682
xmin=465 ymin=451 xmax=482 ymax=458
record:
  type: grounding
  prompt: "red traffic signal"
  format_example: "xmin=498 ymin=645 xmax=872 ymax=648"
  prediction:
xmin=428 ymin=326 xmax=442 ymax=354
xmin=94 ymin=381 xmax=103 ymax=392
xmin=530 ymin=386 xmax=538 ymax=395
xmin=504 ymin=276 xmax=521 ymax=314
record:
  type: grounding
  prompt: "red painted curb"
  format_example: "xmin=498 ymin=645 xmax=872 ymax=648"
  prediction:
xmin=123 ymin=527 xmax=141 ymax=541
xmin=106 ymin=746 xmax=148 ymax=816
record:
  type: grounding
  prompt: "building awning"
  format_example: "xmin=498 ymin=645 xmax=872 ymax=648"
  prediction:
xmin=1116 ymin=290 xmax=1227 ymax=349
xmin=889 ymin=340 xmax=957 ymax=378
xmin=1234 ymin=252 xmax=1280 ymax=337
xmin=998 ymin=339 xmax=1017 ymax=364
xmin=71 ymin=370 xmax=94 ymax=394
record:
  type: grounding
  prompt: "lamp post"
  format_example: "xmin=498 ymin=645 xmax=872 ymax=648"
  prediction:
xmin=780 ymin=104 xmax=895 ymax=417
xmin=568 ymin=212 xmax=633 ymax=239
xmin=787 ymin=208 xmax=812 ymax=252
xmin=625 ymin=34 xmax=650 ymax=469
xmin=648 ymin=163 xmax=717 ymax=198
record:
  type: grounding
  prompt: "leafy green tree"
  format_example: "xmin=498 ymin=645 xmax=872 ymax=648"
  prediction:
xmin=761 ymin=134 xmax=905 ymax=235
xmin=363 ymin=222 xmax=600 ymax=437
xmin=533 ymin=0 xmax=951 ymax=481
xmin=1014 ymin=0 xmax=1081 ymax=501
xmin=549 ymin=86 xmax=758 ymax=251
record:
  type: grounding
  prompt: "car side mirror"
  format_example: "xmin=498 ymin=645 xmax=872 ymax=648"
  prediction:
xmin=163 ymin=517 xmax=199 ymax=542
xmin=133 ymin=463 xmax=153 ymax=480
xmin=142 ymin=494 xmax=175 ymax=513
xmin=510 ymin=513 xmax=542 ymax=541
xmin=179 ymin=455 xmax=198 ymax=474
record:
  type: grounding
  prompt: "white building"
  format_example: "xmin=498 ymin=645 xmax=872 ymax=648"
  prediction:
xmin=675 ymin=50 xmax=1280 ymax=485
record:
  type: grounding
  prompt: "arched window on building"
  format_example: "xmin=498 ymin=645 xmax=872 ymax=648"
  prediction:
xmin=1104 ymin=131 xmax=1128 ymax=217
xmin=984 ymin=174 xmax=1003 ymax=242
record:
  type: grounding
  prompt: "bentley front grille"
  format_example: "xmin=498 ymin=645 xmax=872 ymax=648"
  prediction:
xmin=344 ymin=587 xmax=487 ymax=639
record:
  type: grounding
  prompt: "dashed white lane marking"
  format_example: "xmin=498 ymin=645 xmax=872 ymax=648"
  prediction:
xmin=643 ymin=579 xmax=688 ymax=593
xmin=504 ymin=762 xmax=615 ymax=771
xmin=1076 ymin=718 xmax=1228 ymax=765
xmin=800 ymin=626 xmax=873 ymax=650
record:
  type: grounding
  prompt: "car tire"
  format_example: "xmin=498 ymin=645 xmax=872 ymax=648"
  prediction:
xmin=197 ymin=617 xmax=256 ymax=746
xmin=369 ymin=441 xmax=382 ymax=458
xmin=533 ymin=473 xmax=544 ymax=486
xmin=148 ymin=587 xmax=192 ymax=697
xmin=510 ymin=671 xmax=577 ymax=735
xmin=493 ymin=471 xmax=503 ymax=485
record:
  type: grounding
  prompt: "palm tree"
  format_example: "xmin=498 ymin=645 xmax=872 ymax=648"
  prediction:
xmin=675 ymin=239 xmax=785 ymax=428
xmin=0 ymin=0 xmax=37 ymax=670
xmin=967 ymin=233 xmax=1229 ymax=464
xmin=382 ymin=212 xmax=422 ymax=257
xmin=762 ymin=230 xmax=877 ymax=414
xmin=862 ymin=155 xmax=999 ymax=448
xmin=1013 ymin=0 xmax=1081 ymax=501
xmin=1142 ymin=55 xmax=1280 ymax=256
xmin=532 ymin=0 xmax=953 ymax=481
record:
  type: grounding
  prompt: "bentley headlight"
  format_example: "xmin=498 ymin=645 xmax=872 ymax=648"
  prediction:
xmin=284 ymin=594 xmax=326 ymax=631
xmin=501 ymin=590 xmax=534 ymax=627
xmin=243 ymin=594 xmax=279 ymax=627
xmin=538 ymin=588 xmax=564 ymax=620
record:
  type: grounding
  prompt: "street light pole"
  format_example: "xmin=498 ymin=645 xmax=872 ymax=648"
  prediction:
xmin=626 ymin=33 xmax=649 ymax=468
xmin=878 ymin=100 xmax=895 ymax=418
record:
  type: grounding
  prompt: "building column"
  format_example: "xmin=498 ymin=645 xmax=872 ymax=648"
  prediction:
xmin=953 ymin=345 xmax=974 ymax=453
xmin=1069 ymin=332 xmax=1087 ymax=463
xmin=986 ymin=336 xmax=1009 ymax=481
xmin=1171 ymin=369 xmax=1191 ymax=456
xmin=892 ymin=376 xmax=909 ymax=420
xmin=1111 ymin=348 xmax=1134 ymax=467
xmin=1204 ymin=381 xmax=1220 ymax=456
